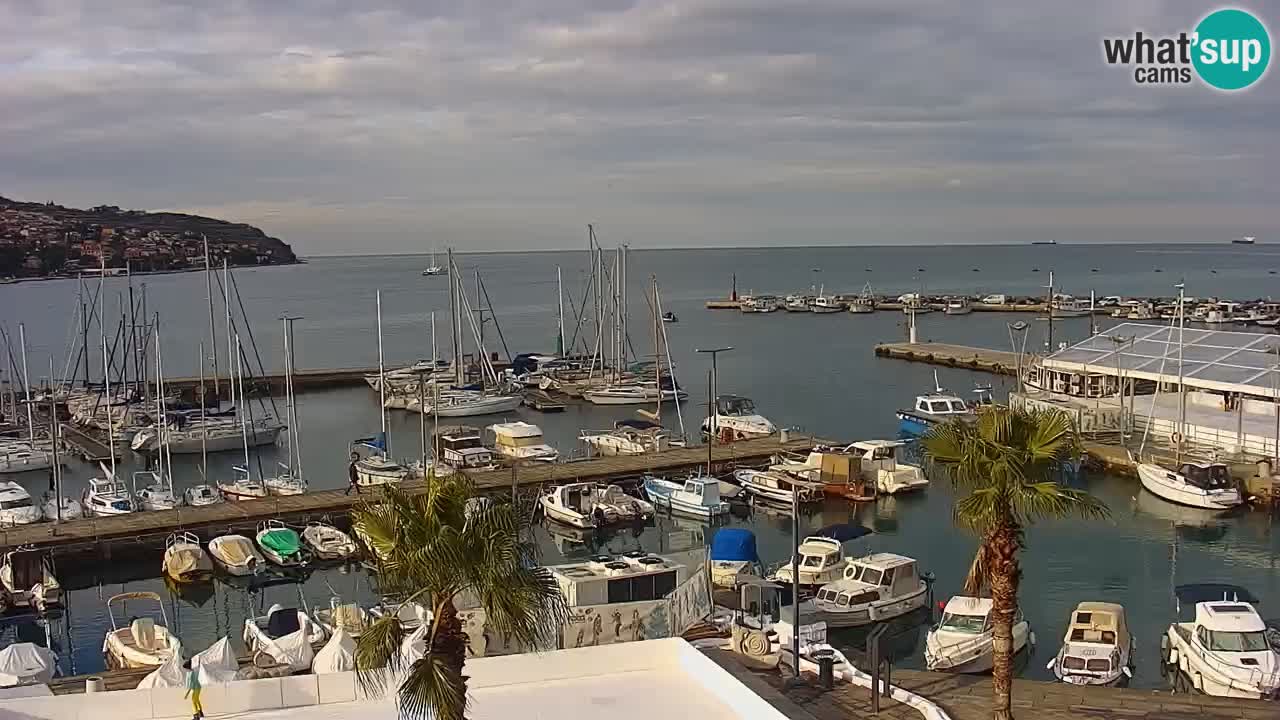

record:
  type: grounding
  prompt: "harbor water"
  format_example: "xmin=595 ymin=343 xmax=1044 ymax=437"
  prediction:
xmin=2 ymin=244 xmax=1278 ymax=687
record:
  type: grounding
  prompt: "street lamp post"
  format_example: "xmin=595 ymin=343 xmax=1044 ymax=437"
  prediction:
xmin=694 ymin=345 xmax=734 ymax=445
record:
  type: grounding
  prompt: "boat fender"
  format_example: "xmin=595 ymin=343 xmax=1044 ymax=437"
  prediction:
xmin=1028 ymin=631 xmax=1036 ymax=648
xmin=1171 ymin=431 xmax=1183 ymax=445
xmin=1167 ymin=647 xmax=1178 ymax=666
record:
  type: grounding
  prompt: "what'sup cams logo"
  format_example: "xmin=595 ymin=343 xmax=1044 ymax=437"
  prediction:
xmin=1103 ymin=7 xmax=1270 ymax=90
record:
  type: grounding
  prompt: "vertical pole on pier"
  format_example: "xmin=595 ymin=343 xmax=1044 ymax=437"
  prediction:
xmin=790 ymin=462 xmax=801 ymax=679
xmin=706 ymin=370 xmax=714 ymax=477
xmin=48 ymin=356 xmax=62 ymax=523
xmin=416 ymin=369 xmax=428 ymax=484
xmin=80 ymin=277 xmax=91 ymax=388
xmin=1046 ymin=271 xmax=1055 ymax=352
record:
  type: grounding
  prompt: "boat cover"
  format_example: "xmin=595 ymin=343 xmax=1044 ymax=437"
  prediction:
xmin=312 ymin=628 xmax=356 ymax=674
xmin=0 ymin=643 xmax=56 ymax=688
xmin=400 ymin=623 xmax=430 ymax=665
xmin=194 ymin=637 xmax=240 ymax=684
xmin=260 ymin=529 xmax=301 ymax=557
xmin=813 ymin=523 xmax=873 ymax=543
xmin=267 ymin=608 xmax=302 ymax=637
xmin=258 ymin=624 xmax=315 ymax=672
xmin=710 ymin=529 xmax=759 ymax=562
xmin=135 ymin=638 xmax=186 ymax=689
xmin=616 ymin=418 xmax=661 ymax=430
xmin=165 ymin=546 xmax=211 ymax=578
xmin=7 ymin=553 xmax=42 ymax=590
xmin=213 ymin=537 xmax=254 ymax=564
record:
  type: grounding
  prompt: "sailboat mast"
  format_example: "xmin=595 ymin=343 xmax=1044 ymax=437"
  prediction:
xmin=449 ymin=249 xmax=464 ymax=387
xmin=235 ymin=335 xmax=249 ymax=471
xmin=376 ymin=290 xmax=390 ymax=458
xmin=203 ymin=236 xmax=219 ymax=397
xmin=223 ymin=260 xmax=233 ymax=414
xmin=655 ymin=281 xmax=686 ymax=437
xmin=102 ymin=325 xmax=116 ymax=476
xmin=80 ymin=277 xmax=91 ymax=387
xmin=557 ymin=266 xmax=565 ymax=356
xmin=198 ymin=342 xmax=208 ymax=481
xmin=17 ymin=324 xmax=34 ymax=446
xmin=1046 ymin=271 xmax=1055 ymax=351
xmin=430 ymin=311 xmax=437 ymax=368
xmin=652 ymin=275 xmax=661 ymax=418
xmin=47 ymin=356 xmax=62 ymax=522
xmin=1176 ymin=283 xmax=1186 ymax=458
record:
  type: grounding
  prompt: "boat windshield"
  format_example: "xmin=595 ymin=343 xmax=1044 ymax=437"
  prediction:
xmin=1180 ymin=464 xmax=1230 ymax=490
xmin=802 ymin=552 xmax=837 ymax=568
xmin=846 ymin=565 xmax=882 ymax=585
xmin=718 ymin=397 xmax=756 ymax=415
xmin=1205 ymin=629 xmax=1269 ymax=652
xmin=939 ymin=612 xmax=987 ymax=634
xmin=0 ymin=498 xmax=32 ymax=510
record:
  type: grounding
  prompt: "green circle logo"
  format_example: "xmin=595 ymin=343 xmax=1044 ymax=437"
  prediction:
xmin=1192 ymin=8 xmax=1270 ymax=90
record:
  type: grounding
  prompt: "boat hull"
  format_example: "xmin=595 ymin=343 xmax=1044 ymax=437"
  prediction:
xmin=802 ymin=586 xmax=929 ymax=629
xmin=1137 ymin=464 xmax=1241 ymax=510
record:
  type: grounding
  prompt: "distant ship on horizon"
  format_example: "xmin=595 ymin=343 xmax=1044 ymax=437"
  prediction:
xmin=1031 ymin=239 xmax=1057 ymax=245
xmin=1232 ymin=236 xmax=1257 ymax=245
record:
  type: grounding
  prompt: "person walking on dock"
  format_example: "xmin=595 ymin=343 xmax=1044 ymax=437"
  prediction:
xmin=346 ymin=452 xmax=361 ymax=495
xmin=183 ymin=660 xmax=203 ymax=719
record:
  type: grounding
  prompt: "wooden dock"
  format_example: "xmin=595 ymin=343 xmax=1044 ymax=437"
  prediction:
xmin=0 ymin=434 xmax=817 ymax=559
xmin=874 ymin=342 xmax=1021 ymax=376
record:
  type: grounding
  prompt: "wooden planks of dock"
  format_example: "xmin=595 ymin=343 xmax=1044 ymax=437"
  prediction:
xmin=874 ymin=342 xmax=1020 ymax=376
xmin=0 ymin=434 xmax=818 ymax=556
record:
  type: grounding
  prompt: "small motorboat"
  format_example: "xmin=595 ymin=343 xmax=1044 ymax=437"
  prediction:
xmin=218 ymin=466 xmax=269 ymax=501
xmin=0 ymin=642 xmax=57 ymax=688
xmin=312 ymin=597 xmax=371 ymax=639
xmin=301 ymin=521 xmax=359 ymax=561
xmin=82 ymin=471 xmax=134 ymax=517
xmin=41 ymin=495 xmax=82 ymax=521
xmin=770 ymin=524 xmax=873 ymax=597
xmin=256 ymin=520 xmax=308 ymax=567
xmin=1048 ymin=602 xmax=1133 ymax=686
xmin=368 ymin=599 xmax=431 ymax=632
xmin=1 ymin=547 xmax=61 ymax=613
xmin=790 ymin=553 xmax=930 ymax=629
xmin=944 ymin=298 xmax=973 ymax=315
xmin=0 ymin=482 xmax=42 ymax=526
xmin=103 ymin=591 xmax=180 ymax=669
xmin=925 ymin=596 xmax=1033 ymax=673
xmin=848 ymin=440 xmax=929 ymax=495
xmin=162 ymin=532 xmax=213 ymax=583
xmin=1162 ymin=584 xmax=1279 ymax=699
xmin=895 ymin=390 xmax=974 ymax=436
xmin=661 ymin=311 xmax=678 ymax=323
xmin=1137 ymin=460 xmax=1242 ymax=510
xmin=184 ymin=483 xmax=223 ymax=507
xmin=243 ymin=579 xmax=327 ymax=655
xmin=700 ymin=395 xmax=777 ymax=441
xmin=642 ymin=475 xmax=730 ymax=519
xmin=208 ymin=533 xmax=265 ymax=576
xmin=732 ymin=468 xmax=823 ymax=505
xmin=134 ymin=471 xmax=182 ymax=511
xmin=539 ymin=483 xmax=654 ymax=529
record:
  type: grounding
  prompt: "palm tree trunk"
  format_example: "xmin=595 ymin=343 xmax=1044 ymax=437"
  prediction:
xmin=432 ymin=599 xmax=469 ymax=720
xmin=988 ymin=525 xmax=1021 ymax=720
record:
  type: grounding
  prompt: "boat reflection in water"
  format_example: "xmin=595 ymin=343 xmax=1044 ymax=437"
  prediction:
xmin=1130 ymin=488 xmax=1234 ymax=542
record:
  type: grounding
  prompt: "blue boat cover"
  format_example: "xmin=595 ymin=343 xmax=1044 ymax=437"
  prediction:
xmin=814 ymin=523 xmax=873 ymax=543
xmin=710 ymin=529 xmax=759 ymax=562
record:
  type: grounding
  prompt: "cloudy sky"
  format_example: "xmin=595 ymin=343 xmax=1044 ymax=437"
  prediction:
xmin=0 ymin=1 xmax=1275 ymax=253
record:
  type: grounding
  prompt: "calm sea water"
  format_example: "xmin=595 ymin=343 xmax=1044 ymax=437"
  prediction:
xmin=2 ymin=244 xmax=1278 ymax=685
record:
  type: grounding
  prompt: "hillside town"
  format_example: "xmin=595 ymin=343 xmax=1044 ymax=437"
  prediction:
xmin=0 ymin=196 xmax=298 ymax=279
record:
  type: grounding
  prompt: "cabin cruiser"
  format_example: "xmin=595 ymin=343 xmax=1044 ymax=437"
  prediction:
xmin=183 ymin=483 xmax=222 ymax=507
xmin=1048 ymin=602 xmax=1133 ymax=686
xmin=732 ymin=468 xmax=823 ymax=505
xmin=944 ymin=298 xmax=972 ymax=315
xmin=82 ymin=472 xmax=135 ymax=517
xmin=895 ymin=391 xmax=973 ymax=436
xmin=103 ymin=591 xmax=180 ymax=669
xmin=710 ymin=528 xmax=763 ymax=590
xmin=162 ymin=531 xmax=213 ymax=583
xmin=0 ymin=482 xmax=42 ymax=526
xmin=849 ymin=440 xmax=929 ymax=494
xmin=1 ymin=548 xmax=61 ymax=613
xmin=1163 ymin=584 xmax=1279 ymax=699
xmin=643 ymin=475 xmax=730 ymax=519
xmin=487 ymin=421 xmax=559 ymax=462
xmin=256 ymin=520 xmax=308 ymax=568
xmin=208 ymin=533 xmax=264 ymax=576
xmin=218 ymin=465 xmax=270 ymax=500
xmin=925 ymin=596 xmax=1033 ymax=673
xmin=701 ymin=395 xmax=777 ymax=441
xmin=133 ymin=471 xmax=182 ymax=511
xmin=581 ymin=419 xmax=671 ymax=456
xmin=1137 ymin=460 xmax=1242 ymax=510
xmin=434 ymin=426 xmax=498 ymax=472
xmin=301 ymin=521 xmax=359 ymax=561
xmin=539 ymin=482 xmax=654 ymax=529
xmin=770 ymin=524 xmax=873 ymax=597
xmin=809 ymin=292 xmax=845 ymax=313
xmin=0 ymin=441 xmax=53 ymax=475
xmin=792 ymin=553 xmax=929 ymax=629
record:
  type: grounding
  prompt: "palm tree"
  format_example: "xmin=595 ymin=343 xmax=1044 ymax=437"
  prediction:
xmin=351 ymin=477 xmax=568 ymax=720
xmin=922 ymin=407 xmax=1108 ymax=720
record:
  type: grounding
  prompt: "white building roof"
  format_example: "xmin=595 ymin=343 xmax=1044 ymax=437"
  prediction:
xmin=1044 ymin=322 xmax=1280 ymax=396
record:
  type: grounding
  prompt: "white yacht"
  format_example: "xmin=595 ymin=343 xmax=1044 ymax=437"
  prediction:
xmin=769 ymin=524 xmax=873 ymax=596
xmin=129 ymin=416 xmax=283 ymax=454
xmin=849 ymin=440 xmax=929 ymax=494
xmin=580 ymin=419 xmax=671 ymax=456
xmin=944 ymin=298 xmax=973 ymax=315
xmin=0 ymin=441 xmax=53 ymax=475
xmin=1163 ymin=584 xmax=1279 ymax=699
xmin=1048 ymin=602 xmax=1133 ymax=686
xmin=792 ymin=553 xmax=929 ymax=629
xmin=133 ymin=471 xmax=182 ymax=511
xmin=583 ymin=381 xmax=686 ymax=406
xmin=701 ymin=395 xmax=777 ymax=441
xmin=488 ymin=421 xmax=559 ymax=462
xmin=1137 ymin=461 xmax=1242 ymax=510
xmin=0 ymin=482 xmax=41 ymax=526
xmin=732 ymin=468 xmax=823 ymax=505
xmin=263 ymin=466 xmax=307 ymax=496
xmin=642 ymin=475 xmax=730 ymax=519
xmin=539 ymin=482 xmax=654 ymax=529
xmin=405 ymin=390 xmax=523 ymax=417
xmin=925 ymin=596 xmax=1033 ymax=673
xmin=82 ymin=472 xmax=135 ymax=517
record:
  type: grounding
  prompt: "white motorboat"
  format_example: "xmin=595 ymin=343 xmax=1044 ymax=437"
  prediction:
xmin=848 ymin=440 xmax=929 ymax=494
xmin=732 ymin=468 xmax=823 ymax=505
xmin=1163 ymin=584 xmax=1279 ymax=699
xmin=784 ymin=295 xmax=811 ymax=312
xmin=0 ymin=548 xmax=61 ymax=613
xmin=1137 ymin=461 xmax=1242 ymax=510
xmin=741 ymin=295 xmax=781 ymax=313
xmin=488 ymin=421 xmax=559 ymax=462
xmin=243 ymin=581 xmax=327 ymax=655
xmin=183 ymin=484 xmax=223 ymax=507
xmin=312 ymin=598 xmax=371 ymax=639
xmin=900 ymin=294 xmax=934 ymax=314
xmin=434 ymin=426 xmax=498 ymax=472
xmin=81 ymin=472 xmax=134 ymax=517
xmin=1048 ymin=602 xmax=1133 ymax=686
xmin=809 ymin=293 xmax=845 ymax=313
xmin=769 ymin=523 xmax=873 ymax=596
xmin=1050 ymin=297 xmax=1092 ymax=318
xmin=103 ymin=591 xmax=180 ymax=669
xmin=302 ymin=521 xmax=359 ymax=561
xmin=540 ymin=482 xmax=654 ymax=529
xmin=256 ymin=520 xmax=308 ymax=568
xmin=133 ymin=471 xmax=182 ymax=511
xmin=580 ymin=419 xmax=671 ymax=456
xmin=0 ymin=643 xmax=57 ymax=688
xmin=848 ymin=284 xmax=876 ymax=314
xmin=944 ymin=298 xmax=973 ymax=315
xmin=0 ymin=441 xmax=53 ymax=475
xmin=350 ymin=434 xmax=409 ymax=486
xmin=896 ymin=390 xmax=974 ymax=436
xmin=642 ymin=475 xmax=730 ymax=519
xmin=701 ymin=394 xmax=777 ymax=441
xmin=208 ymin=533 xmax=264 ymax=576
xmin=162 ymin=531 xmax=213 ymax=583
xmin=792 ymin=553 xmax=930 ymax=629
xmin=41 ymin=495 xmax=82 ymax=521
xmin=925 ymin=596 xmax=1033 ymax=673
xmin=0 ymin=482 xmax=42 ymax=526
xmin=218 ymin=466 xmax=269 ymax=501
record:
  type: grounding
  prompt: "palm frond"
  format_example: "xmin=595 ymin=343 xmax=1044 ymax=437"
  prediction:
xmin=398 ymin=653 xmax=468 ymax=720
xmin=962 ymin=541 xmax=992 ymax=596
xmin=355 ymin=615 xmax=407 ymax=698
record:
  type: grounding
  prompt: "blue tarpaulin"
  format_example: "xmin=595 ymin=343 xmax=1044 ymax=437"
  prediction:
xmin=710 ymin=529 xmax=759 ymax=562
xmin=354 ymin=432 xmax=387 ymax=452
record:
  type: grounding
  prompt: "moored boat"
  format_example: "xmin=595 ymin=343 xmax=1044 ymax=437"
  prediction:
xmin=256 ymin=520 xmax=308 ymax=568
xmin=642 ymin=475 xmax=730 ymax=519
xmin=1137 ymin=460 xmax=1242 ymax=510
xmin=0 ymin=482 xmax=42 ymax=526
xmin=301 ymin=521 xmax=359 ymax=561
xmin=103 ymin=591 xmax=180 ymax=669
xmin=925 ymin=596 xmax=1033 ymax=673
xmin=162 ymin=531 xmax=213 ymax=583
xmin=208 ymin=533 xmax=264 ymax=576
xmin=1048 ymin=602 xmax=1133 ymax=686
xmin=1162 ymin=584 xmax=1279 ymax=699
xmin=790 ymin=553 xmax=929 ymax=629
xmin=1 ymin=547 xmax=61 ymax=613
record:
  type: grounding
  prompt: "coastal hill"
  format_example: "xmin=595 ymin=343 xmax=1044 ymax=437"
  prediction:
xmin=0 ymin=194 xmax=297 ymax=278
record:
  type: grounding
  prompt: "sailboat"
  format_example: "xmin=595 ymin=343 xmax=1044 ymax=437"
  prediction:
xmin=264 ymin=317 xmax=307 ymax=496
xmin=421 ymin=245 xmax=447 ymax=276
xmin=135 ymin=324 xmax=182 ymax=511
xmin=218 ymin=336 xmax=272 ymax=501
xmin=351 ymin=291 xmax=409 ymax=486
xmin=1 ymin=325 xmax=53 ymax=475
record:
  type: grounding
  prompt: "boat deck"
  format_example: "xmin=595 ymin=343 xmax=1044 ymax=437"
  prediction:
xmin=0 ymin=434 xmax=817 ymax=558
xmin=874 ymin=342 xmax=1021 ymax=376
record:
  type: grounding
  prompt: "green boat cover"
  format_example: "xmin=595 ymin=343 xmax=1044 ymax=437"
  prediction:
xmin=260 ymin=529 xmax=301 ymax=556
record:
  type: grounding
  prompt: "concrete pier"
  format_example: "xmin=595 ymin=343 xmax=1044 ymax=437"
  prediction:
xmin=873 ymin=342 xmax=1021 ymax=376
